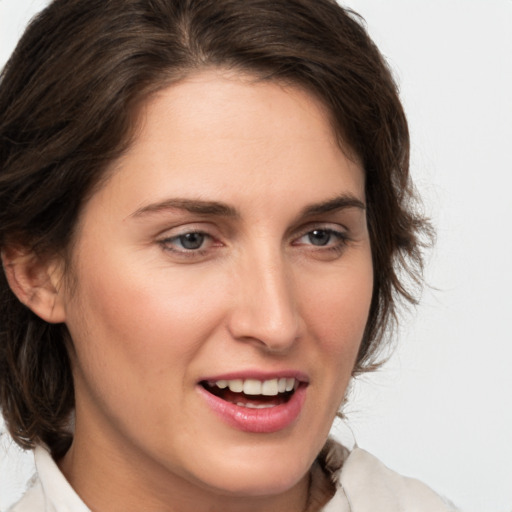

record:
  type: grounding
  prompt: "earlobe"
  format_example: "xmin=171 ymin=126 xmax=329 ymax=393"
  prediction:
xmin=1 ymin=246 xmax=67 ymax=324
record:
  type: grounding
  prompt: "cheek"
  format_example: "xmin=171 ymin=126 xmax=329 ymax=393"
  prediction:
xmin=304 ymin=261 xmax=373 ymax=355
xmin=62 ymin=258 xmax=228 ymax=445
xmin=301 ymin=255 xmax=373 ymax=414
xmin=64 ymin=253 xmax=228 ymax=381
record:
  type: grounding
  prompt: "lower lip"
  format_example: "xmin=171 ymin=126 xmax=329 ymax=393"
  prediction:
xmin=198 ymin=384 xmax=307 ymax=433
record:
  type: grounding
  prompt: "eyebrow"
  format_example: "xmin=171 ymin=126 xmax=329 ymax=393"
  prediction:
xmin=129 ymin=193 xmax=365 ymax=220
xmin=298 ymin=194 xmax=366 ymax=218
xmin=130 ymin=198 xmax=239 ymax=219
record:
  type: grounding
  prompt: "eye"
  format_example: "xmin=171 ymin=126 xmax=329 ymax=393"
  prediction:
xmin=174 ymin=232 xmax=206 ymax=250
xmin=295 ymin=228 xmax=348 ymax=248
xmin=159 ymin=231 xmax=213 ymax=254
xmin=305 ymin=229 xmax=335 ymax=246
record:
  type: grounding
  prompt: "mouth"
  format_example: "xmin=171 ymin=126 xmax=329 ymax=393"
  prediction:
xmin=200 ymin=377 xmax=299 ymax=409
xmin=198 ymin=375 xmax=307 ymax=433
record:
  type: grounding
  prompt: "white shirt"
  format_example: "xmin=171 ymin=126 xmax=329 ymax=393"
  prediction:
xmin=9 ymin=442 xmax=457 ymax=512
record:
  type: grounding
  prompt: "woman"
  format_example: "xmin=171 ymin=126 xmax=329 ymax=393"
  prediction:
xmin=0 ymin=0 xmax=454 ymax=510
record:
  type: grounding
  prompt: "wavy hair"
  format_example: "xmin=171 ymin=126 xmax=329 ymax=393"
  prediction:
xmin=0 ymin=0 xmax=431 ymax=458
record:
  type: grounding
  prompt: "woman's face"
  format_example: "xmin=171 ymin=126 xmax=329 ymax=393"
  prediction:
xmin=59 ymin=71 xmax=373 ymax=507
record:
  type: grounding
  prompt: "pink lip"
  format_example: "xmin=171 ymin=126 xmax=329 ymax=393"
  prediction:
xmin=197 ymin=378 xmax=308 ymax=434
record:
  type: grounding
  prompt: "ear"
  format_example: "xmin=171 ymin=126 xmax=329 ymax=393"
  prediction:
xmin=1 ymin=245 xmax=67 ymax=324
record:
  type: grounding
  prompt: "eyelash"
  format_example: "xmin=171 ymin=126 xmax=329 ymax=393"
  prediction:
xmin=158 ymin=226 xmax=350 ymax=259
xmin=158 ymin=231 xmax=216 ymax=258
xmin=293 ymin=227 xmax=350 ymax=254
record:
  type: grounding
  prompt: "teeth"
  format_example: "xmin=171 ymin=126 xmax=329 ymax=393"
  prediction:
xmin=227 ymin=379 xmax=244 ymax=392
xmin=243 ymin=379 xmax=261 ymax=395
xmin=214 ymin=377 xmax=297 ymax=396
xmin=261 ymin=379 xmax=279 ymax=396
xmin=285 ymin=378 xmax=295 ymax=392
xmin=235 ymin=402 xmax=276 ymax=409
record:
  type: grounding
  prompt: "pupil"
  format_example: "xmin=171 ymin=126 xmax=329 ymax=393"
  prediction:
xmin=308 ymin=230 xmax=330 ymax=246
xmin=180 ymin=233 xmax=204 ymax=250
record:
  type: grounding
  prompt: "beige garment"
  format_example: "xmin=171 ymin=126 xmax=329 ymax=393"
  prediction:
xmin=319 ymin=439 xmax=458 ymax=511
xmin=9 ymin=440 xmax=457 ymax=512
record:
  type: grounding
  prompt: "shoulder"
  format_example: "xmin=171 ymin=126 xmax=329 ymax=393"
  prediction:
xmin=8 ymin=445 xmax=90 ymax=512
xmin=322 ymin=442 xmax=458 ymax=511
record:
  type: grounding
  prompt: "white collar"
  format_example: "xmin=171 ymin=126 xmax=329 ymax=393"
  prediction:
xmin=15 ymin=442 xmax=453 ymax=512
xmin=32 ymin=444 xmax=90 ymax=512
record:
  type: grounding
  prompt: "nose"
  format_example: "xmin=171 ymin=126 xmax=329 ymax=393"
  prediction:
xmin=227 ymin=250 xmax=302 ymax=353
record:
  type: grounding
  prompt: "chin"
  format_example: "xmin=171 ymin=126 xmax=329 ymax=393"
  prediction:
xmin=180 ymin=436 xmax=314 ymax=498
xmin=198 ymin=462 xmax=308 ymax=498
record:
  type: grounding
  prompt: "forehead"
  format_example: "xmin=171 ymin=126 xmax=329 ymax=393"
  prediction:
xmin=135 ymin=70 xmax=339 ymax=153
xmin=84 ymin=70 xmax=365 ymax=224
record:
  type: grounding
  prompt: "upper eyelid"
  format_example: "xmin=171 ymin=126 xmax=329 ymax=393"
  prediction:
xmin=155 ymin=222 xmax=349 ymax=241
xmin=159 ymin=230 xmax=215 ymax=246
xmin=156 ymin=222 xmax=220 ymax=238
xmin=158 ymin=232 xmax=217 ymax=257
xmin=292 ymin=228 xmax=349 ymax=246
xmin=292 ymin=221 xmax=348 ymax=238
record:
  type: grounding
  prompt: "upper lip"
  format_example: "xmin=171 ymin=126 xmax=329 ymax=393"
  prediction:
xmin=198 ymin=370 xmax=309 ymax=384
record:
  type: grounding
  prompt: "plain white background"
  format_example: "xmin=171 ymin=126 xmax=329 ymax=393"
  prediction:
xmin=1 ymin=1 xmax=511 ymax=511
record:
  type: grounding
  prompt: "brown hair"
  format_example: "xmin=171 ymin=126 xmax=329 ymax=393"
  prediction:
xmin=0 ymin=0 xmax=430 ymax=458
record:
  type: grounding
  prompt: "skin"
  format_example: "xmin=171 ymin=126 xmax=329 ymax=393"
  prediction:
xmin=51 ymin=70 xmax=374 ymax=512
